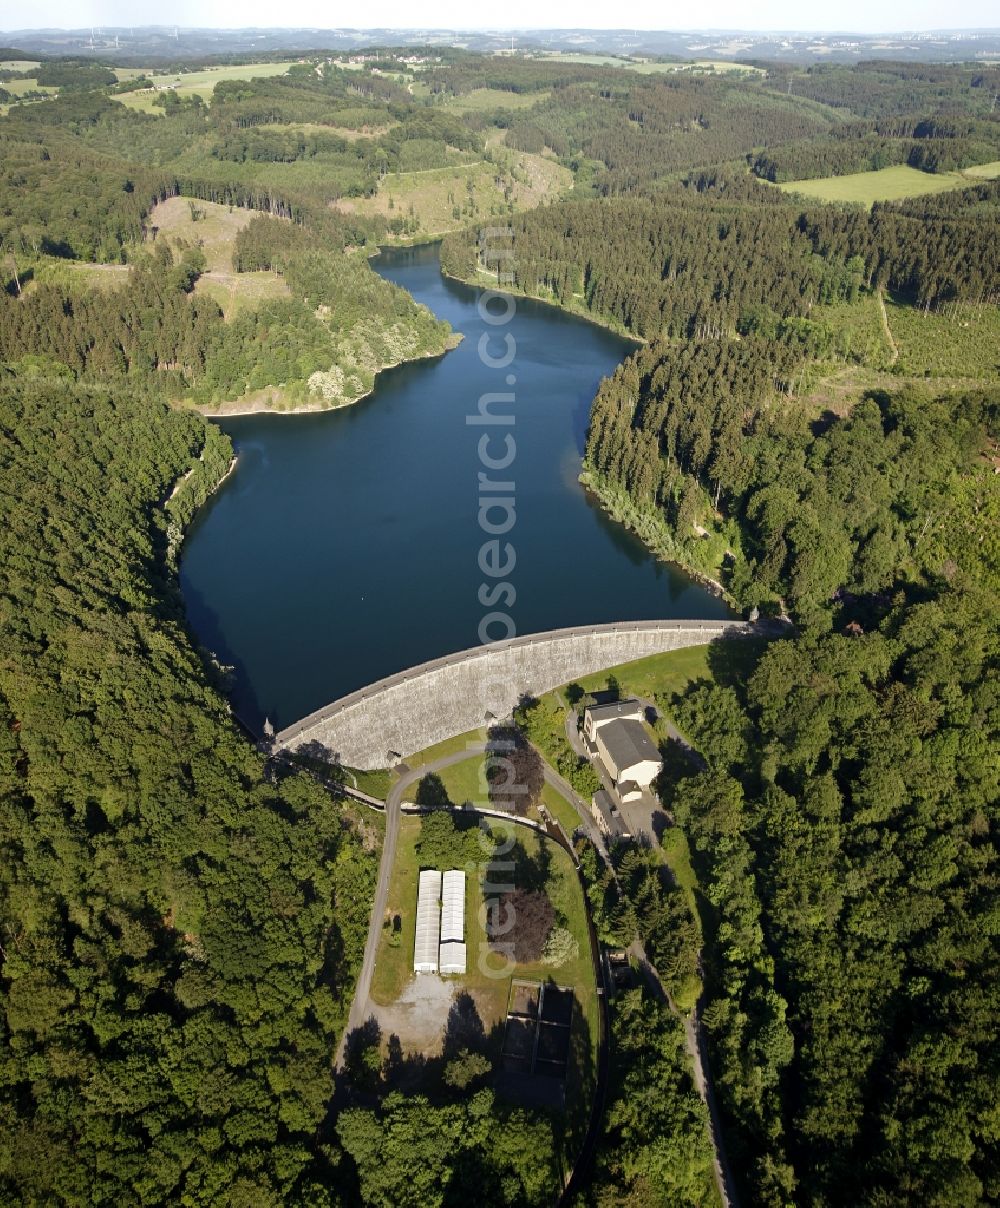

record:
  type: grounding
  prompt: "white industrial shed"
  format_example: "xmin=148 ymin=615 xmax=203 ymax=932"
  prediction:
xmin=413 ymin=869 xmax=442 ymax=974
xmin=440 ymin=869 xmax=466 ymax=943
xmin=439 ymin=941 xmax=467 ymax=975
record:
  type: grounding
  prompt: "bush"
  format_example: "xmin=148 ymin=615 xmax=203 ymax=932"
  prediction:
xmin=541 ymin=926 xmax=579 ymax=968
xmin=487 ymin=887 xmax=555 ymax=963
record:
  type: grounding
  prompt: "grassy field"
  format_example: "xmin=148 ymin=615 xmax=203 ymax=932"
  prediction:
xmin=147 ymin=196 xmax=290 ymax=315
xmin=533 ymin=51 xmax=764 ymax=75
xmin=422 ymin=752 xmax=586 ymax=836
xmin=534 ymin=51 xmax=632 ymax=67
xmin=432 ymin=753 xmax=491 ymax=807
xmin=116 ymin=61 xmax=295 ymax=112
xmin=400 ymin=727 xmax=490 ymax=776
xmin=1 ymin=77 xmax=56 ymax=97
xmin=570 ymin=646 xmax=712 ymax=701
xmin=446 ymin=87 xmax=550 ymax=112
xmin=334 ymin=150 xmax=571 ymax=239
xmin=31 ymin=260 xmax=129 ymax=292
xmin=811 ymin=291 xmax=897 ymax=374
xmin=266 ymin=120 xmax=392 ymax=139
xmin=798 ymin=288 xmax=1000 ymax=417
xmin=630 ymin=58 xmax=765 ymax=74
xmin=28 ymin=195 xmax=291 ymax=317
xmin=540 ymin=781 xmax=588 ymax=838
xmin=343 ymin=766 xmax=394 ymax=799
xmin=777 ymin=162 xmax=1000 ymax=206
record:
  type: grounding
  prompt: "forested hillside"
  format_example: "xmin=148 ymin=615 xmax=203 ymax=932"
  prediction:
xmin=436 ymin=51 xmax=999 ymax=1208
xmin=669 ymin=592 xmax=998 ymax=1206
xmin=0 ymin=375 xmax=378 ymax=1202
xmin=442 ymin=172 xmax=999 ymax=620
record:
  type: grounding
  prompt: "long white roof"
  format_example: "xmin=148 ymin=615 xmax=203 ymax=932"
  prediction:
xmin=414 ymin=869 xmax=442 ymax=973
xmin=440 ymin=869 xmax=466 ymax=943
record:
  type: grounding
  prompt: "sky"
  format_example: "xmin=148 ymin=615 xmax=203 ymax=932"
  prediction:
xmin=1 ymin=0 xmax=996 ymax=34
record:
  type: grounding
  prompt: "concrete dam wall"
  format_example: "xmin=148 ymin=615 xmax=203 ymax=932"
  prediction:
xmin=275 ymin=619 xmax=754 ymax=771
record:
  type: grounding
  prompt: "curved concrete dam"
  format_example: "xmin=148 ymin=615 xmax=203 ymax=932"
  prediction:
xmin=275 ymin=619 xmax=755 ymax=770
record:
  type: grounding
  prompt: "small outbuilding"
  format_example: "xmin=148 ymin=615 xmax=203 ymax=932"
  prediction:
xmin=439 ymin=940 xmax=467 ymax=975
xmin=591 ymin=789 xmax=631 ymax=841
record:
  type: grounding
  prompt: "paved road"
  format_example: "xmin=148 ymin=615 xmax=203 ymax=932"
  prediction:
xmin=560 ymin=701 xmax=736 ymax=1207
xmin=339 ymin=739 xmax=556 ymax=1061
xmin=335 ymin=747 xmax=480 ymax=1066
xmin=628 ymin=939 xmax=739 ymax=1208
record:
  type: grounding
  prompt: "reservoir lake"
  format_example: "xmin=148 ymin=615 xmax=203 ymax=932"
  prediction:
xmin=180 ymin=243 xmax=732 ymax=732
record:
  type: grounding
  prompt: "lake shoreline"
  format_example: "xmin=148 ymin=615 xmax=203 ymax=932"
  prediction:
xmin=193 ymin=333 xmax=463 ymax=419
xmin=438 ymin=259 xmax=742 ymax=613
xmin=181 ymin=242 xmax=732 ymax=728
xmin=579 ymin=470 xmax=738 ymax=609
xmin=439 ymin=263 xmax=645 ymax=345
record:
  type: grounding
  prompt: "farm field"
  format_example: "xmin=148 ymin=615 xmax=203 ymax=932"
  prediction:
xmin=0 ymin=77 xmax=56 ymax=97
xmin=115 ymin=60 xmax=295 ymax=111
xmin=777 ymin=161 xmax=1000 ymax=205
xmin=630 ymin=58 xmax=766 ymax=74
xmin=534 ymin=51 xmax=632 ymax=66
xmin=534 ymin=51 xmax=764 ymax=74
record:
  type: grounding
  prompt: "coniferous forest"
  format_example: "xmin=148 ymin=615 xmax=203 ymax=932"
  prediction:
xmin=0 ymin=39 xmax=997 ymax=1208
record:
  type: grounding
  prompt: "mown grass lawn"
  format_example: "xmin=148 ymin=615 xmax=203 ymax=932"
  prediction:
xmin=399 ymin=727 xmax=489 ymax=773
xmin=540 ymin=780 xmax=589 ymax=837
xmin=425 ymin=753 xmax=587 ymax=834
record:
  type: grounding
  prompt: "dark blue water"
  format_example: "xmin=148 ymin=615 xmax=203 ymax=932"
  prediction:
xmin=180 ymin=243 xmax=731 ymax=730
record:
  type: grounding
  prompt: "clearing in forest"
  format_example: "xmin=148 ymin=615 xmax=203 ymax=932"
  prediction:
xmin=335 ymin=151 xmax=571 ymax=238
xmin=146 ymin=196 xmax=290 ymax=315
xmin=115 ymin=61 xmax=295 ymax=112
xmin=777 ymin=162 xmax=1000 ymax=206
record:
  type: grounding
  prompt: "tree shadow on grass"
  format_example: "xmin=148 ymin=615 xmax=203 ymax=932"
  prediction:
xmin=415 ymin=771 xmax=451 ymax=807
xmin=482 ymin=832 xmax=553 ymax=898
xmin=704 ymin=633 xmax=772 ymax=693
